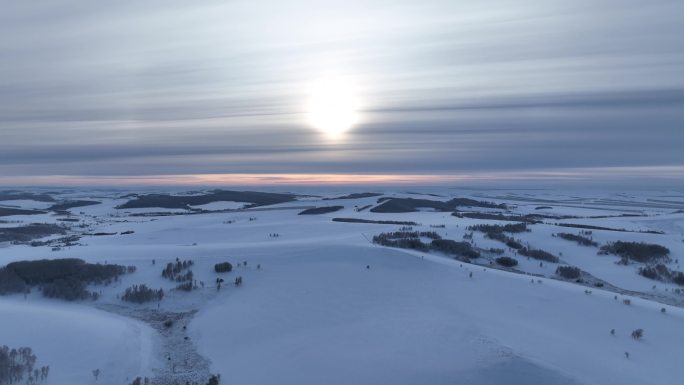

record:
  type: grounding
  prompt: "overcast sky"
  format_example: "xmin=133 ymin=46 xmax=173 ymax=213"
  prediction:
xmin=1 ymin=0 xmax=683 ymax=186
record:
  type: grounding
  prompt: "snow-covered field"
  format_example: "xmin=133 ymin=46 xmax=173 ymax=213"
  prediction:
xmin=1 ymin=188 xmax=683 ymax=385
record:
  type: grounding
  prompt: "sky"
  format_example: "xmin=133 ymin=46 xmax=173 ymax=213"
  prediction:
xmin=1 ymin=0 xmax=683 ymax=187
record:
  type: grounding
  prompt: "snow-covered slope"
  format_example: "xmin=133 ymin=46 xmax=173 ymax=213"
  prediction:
xmin=1 ymin=188 xmax=683 ymax=385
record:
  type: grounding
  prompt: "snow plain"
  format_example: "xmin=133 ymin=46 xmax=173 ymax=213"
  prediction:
xmin=1 ymin=188 xmax=683 ymax=385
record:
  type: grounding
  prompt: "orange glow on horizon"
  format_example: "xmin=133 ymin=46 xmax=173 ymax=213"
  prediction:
xmin=0 ymin=167 xmax=682 ymax=187
xmin=0 ymin=173 xmax=466 ymax=187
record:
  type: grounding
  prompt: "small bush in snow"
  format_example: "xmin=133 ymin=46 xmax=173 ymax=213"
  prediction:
xmin=556 ymin=266 xmax=581 ymax=279
xmin=631 ymin=328 xmax=644 ymax=340
xmin=495 ymin=256 xmax=518 ymax=267
xmin=214 ymin=262 xmax=233 ymax=273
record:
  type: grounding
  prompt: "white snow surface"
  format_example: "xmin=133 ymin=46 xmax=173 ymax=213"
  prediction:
xmin=0 ymin=298 xmax=155 ymax=385
xmin=1 ymin=188 xmax=683 ymax=385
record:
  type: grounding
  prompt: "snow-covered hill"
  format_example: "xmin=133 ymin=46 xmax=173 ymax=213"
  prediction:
xmin=1 ymin=188 xmax=683 ymax=385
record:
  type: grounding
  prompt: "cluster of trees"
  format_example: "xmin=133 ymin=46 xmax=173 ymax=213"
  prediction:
xmin=43 ymin=277 xmax=100 ymax=301
xmin=0 ymin=345 xmax=49 ymax=385
xmin=430 ymin=239 xmax=480 ymax=259
xmin=128 ymin=376 xmax=150 ymax=385
xmin=468 ymin=223 xmax=528 ymax=250
xmin=556 ymin=223 xmax=663 ymax=235
xmin=175 ymin=282 xmax=194 ymax=291
xmin=0 ymin=259 xmax=134 ymax=301
xmin=298 ymin=206 xmax=344 ymax=215
xmin=372 ymin=231 xmax=479 ymax=259
xmin=638 ymin=264 xmax=684 ymax=286
xmin=331 ymin=218 xmax=418 ymax=226
xmin=370 ymin=197 xmax=506 ymax=213
xmin=599 ymin=241 xmax=670 ymax=263
xmin=468 ymin=223 xmax=529 ymax=234
xmin=214 ymin=262 xmax=232 ymax=273
xmin=355 ymin=205 xmax=373 ymax=212
xmin=162 ymin=259 xmax=194 ymax=282
xmin=116 ymin=190 xmax=295 ymax=210
xmin=0 ymin=223 xmax=67 ymax=244
xmin=122 ymin=284 xmax=164 ymax=303
xmin=556 ymin=265 xmax=581 ymax=279
xmin=372 ymin=232 xmax=429 ymax=251
xmin=160 ymin=259 xmax=202 ymax=291
xmin=518 ymin=248 xmax=560 ymax=263
xmin=555 ymin=233 xmax=598 ymax=247
xmin=495 ymin=256 xmax=518 ymax=267
xmin=453 ymin=212 xmax=541 ymax=224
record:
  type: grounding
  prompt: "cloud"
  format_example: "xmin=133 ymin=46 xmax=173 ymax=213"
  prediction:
xmin=0 ymin=0 xmax=682 ymax=185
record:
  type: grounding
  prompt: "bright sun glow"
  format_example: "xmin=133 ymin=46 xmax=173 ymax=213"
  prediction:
xmin=306 ymin=76 xmax=359 ymax=137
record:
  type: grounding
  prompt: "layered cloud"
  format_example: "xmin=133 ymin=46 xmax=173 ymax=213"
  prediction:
xmin=1 ymin=0 xmax=682 ymax=186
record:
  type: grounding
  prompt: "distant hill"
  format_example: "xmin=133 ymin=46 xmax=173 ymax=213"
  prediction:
xmin=49 ymin=200 xmax=101 ymax=211
xmin=298 ymin=206 xmax=344 ymax=215
xmin=0 ymin=191 xmax=55 ymax=202
xmin=0 ymin=207 xmax=46 ymax=217
xmin=322 ymin=192 xmax=382 ymax=200
xmin=117 ymin=190 xmax=296 ymax=209
xmin=371 ymin=197 xmax=506 ymax=213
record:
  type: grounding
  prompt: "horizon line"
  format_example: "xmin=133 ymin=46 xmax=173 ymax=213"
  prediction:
xmin=0 ymin=166 xmax=683 ymax=188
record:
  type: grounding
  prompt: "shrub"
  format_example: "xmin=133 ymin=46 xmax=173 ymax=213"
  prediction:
xmin=214 ymin=262 xmax=233 ymax=273
xmin=631 ymin=328 xmax=643 ymax=340
xmin=495 ymin=256 xmax=518 ymax=267
xmin=556 ymin=265 xmax=581 ymax=279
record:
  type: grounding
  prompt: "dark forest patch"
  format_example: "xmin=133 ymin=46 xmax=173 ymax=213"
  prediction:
xmin=49 ymin=200 xmax=101 ymax=211
xmin=0 ymin=191 xmax=55 ymax=202
xmin=332 ymin=218 xmax=418 ymax=225
xmin=0 ymin=223 xmax=67 ymax=243
xmin=117 ymin=190 xmax=296 ymax=210
xmin=371 ymin=197 xmax=506 ymax=213
xmin=323 ymin=192 xmax=382 ymax=200
xmin=0 ymin=207 xmax=46 ymax=217
xmin=298 ymin=206 xmax=344 ymax=215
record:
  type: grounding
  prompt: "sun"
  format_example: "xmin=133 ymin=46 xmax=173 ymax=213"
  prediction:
xmin=306 ymin=76 xmax=359 ymax=137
